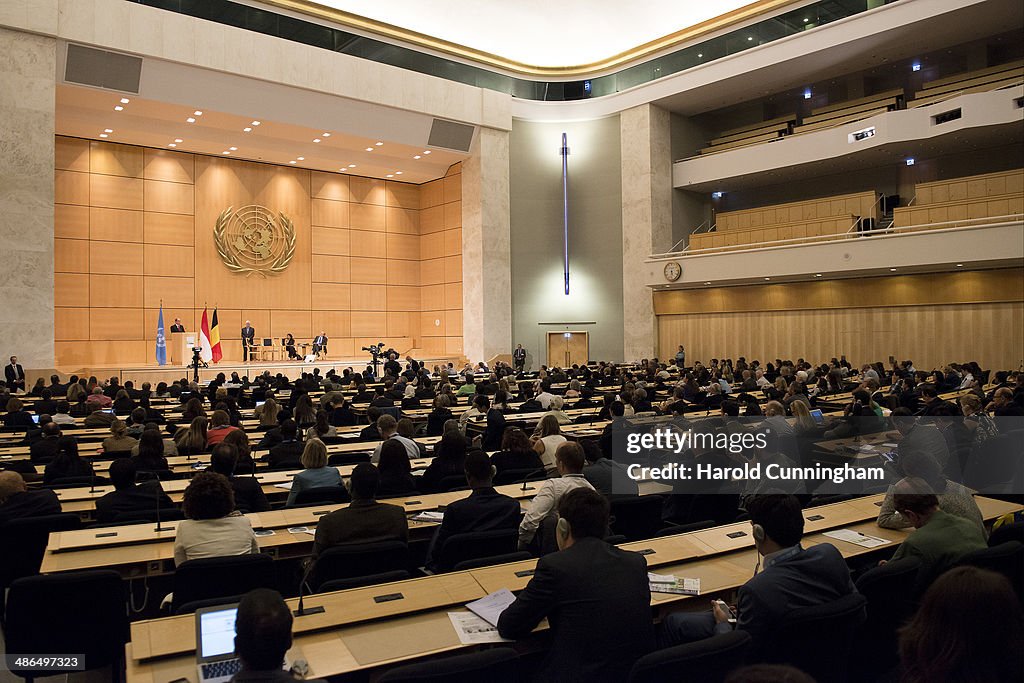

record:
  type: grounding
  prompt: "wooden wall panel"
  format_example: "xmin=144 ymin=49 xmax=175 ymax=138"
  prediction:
xmin=53 ymin=137 xmax=464 ymax=368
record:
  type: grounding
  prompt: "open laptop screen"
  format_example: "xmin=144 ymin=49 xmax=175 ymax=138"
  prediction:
xmin=197 ymin=607 xmax=237 ymax=660
xmin=810 ymin=409 xmax=824 ymax=424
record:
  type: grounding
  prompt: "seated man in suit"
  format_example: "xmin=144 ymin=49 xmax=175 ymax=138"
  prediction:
xmin=95 ymin=458 xmax=173 ymax=524
xmin=209 ymin=443 xmax=270 ymax=513
xmin=882 ymin=477 xmax=987 ymax=588
xmin=662 ymin=494 xmax=857 ymax=657
xmin=29 ymin=421 xmax=63 ymax=464
xmin=426 ymin=450 xmax=521 ymax=570
xmin=312 ymin=463 xmax=408 ymax=557
xmin=263 ymin=419 xmax=304 ymax=469
xmin=582 ymin=439 xmax=638 ymax=497
xmin=0 ymin=471 xmax=60 ymax=524
xmin=312 ymin=331 xmax=328 ymax=359
xmin=232 ymin=589 xmax=327 ymax=683
xmin=518 ymin=441 xmax=595 ymax=551
xmin=498 ymin=488 xmax=654 ymax=682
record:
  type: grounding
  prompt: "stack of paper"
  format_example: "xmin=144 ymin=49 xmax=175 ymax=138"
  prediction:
xmin=412 ymin=511 xmax=445 ymax=522
xmin=648 ymin=573 xmax=701 ymax=595
xmin=466 ymin=589 xmax=517 ymax=626
xmin=823 ymin=529 xmax=891 ymax=548
xmin=448 ymin=612 xmax=512 ymax=645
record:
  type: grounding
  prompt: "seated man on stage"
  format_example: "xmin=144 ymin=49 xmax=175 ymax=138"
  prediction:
xmin=312 ymin=331 xmax=328 ymax=359
xmin=241 ymin=320 xmax=256 ymax=362
xmin=283 ymin=333 xmax=300 ymax=360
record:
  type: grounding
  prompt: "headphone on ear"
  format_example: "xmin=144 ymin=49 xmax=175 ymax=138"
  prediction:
xmin=556 ymin=517 xmax=571 ymax=541
xmin=752 ymin=523 xmax=765 ymax=542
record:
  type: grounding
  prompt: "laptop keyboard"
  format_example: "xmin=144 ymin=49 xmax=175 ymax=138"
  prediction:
xmin=201 ymin=659 xmax=241 ymax=680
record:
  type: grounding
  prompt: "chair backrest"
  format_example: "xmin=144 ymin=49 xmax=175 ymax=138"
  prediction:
xmin=434 ymin=529 xmax=519 ymax=573
xmin=111 ymin=508 xmax=185 ymax=525
xmin=5 ymin=570 xmax=127 ymax=677
xmin=310 ymin=541 xmax=410 ymax=591
xmin=172 ymin=553 xmax=276 ymax=612
xmin=174 ymin=595 xmax=245 ymax=616
xmin=964 ymin=433 xmax=1022 ymax=492
xmin=760 ymin=592 xmax=867 ymax=683
xmin=453 ymin=551 xmax=532 ymax=572
xmin=318 ymin=570 xmax=411 ymax=593
xmin=610 ymin=495 xmax=665 ymax=541
xmin=656 ymin=520 xmax=716 ymax=536
xmin=628 ymin=630 xmax=752 ymax=683
xmin=327 ymin=452 xmax=371 ymax=466
xmin=492 ymin=468 xmax=546 ymax=486
xmin=378 ymin=646 xmax=519 ymax=683
xmin=956 ymin=540 xmax=1024 ymax=601
xmin=989 ymin=521 xmax=1024 ymax=547
xmin=292 ymin=485 xmax=351 ymax=506
xmin=852 ymin=556 xmax=922 ymax=678
xmin=45 ymin=476 xmax=110 ymax=488
xmin=0 ymin=513 xmax=82 ymax=588
xmin=436 ymin=474 xmax=469 ymax=492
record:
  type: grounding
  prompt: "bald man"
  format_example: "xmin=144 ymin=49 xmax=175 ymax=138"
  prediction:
xmin=0 ymin=471 xmax=60 ymax=525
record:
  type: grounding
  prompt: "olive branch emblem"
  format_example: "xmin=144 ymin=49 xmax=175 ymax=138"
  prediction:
xmin=213 ymin=205 xmax=296 ymax=277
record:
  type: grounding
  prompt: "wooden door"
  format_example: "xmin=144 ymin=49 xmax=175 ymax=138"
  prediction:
xmin=547 ymin=331 xmax=589 ymax=367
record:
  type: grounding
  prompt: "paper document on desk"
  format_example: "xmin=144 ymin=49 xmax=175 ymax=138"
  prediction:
xmin=823 ymin=529 xmax=891 ymax=548
xmin=466 ymin=588 xmax=517 ymax=627
xmin=648 ymin=573 xmax=701 ymax=595
xmin=274 ymin=482 xmax=293 ymax=491
xmin=855 ymin=445 xmax=878 ymax=453
xmin=412 ymin=511 xmax=445 ymax=522
xmin=448 ymin=612 xmax=512 ymax=644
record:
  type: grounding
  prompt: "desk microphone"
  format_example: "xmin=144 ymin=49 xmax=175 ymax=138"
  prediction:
xmin=518 ymin=467 xmax=548 ymax=492
xmin=294 ymin=556 xmax=326 ymax=617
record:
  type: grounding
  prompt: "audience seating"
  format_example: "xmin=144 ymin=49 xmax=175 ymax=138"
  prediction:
xmin=757 ymin=592 xmax=867 ymax=683
xmin=318 ymin=570 xmax=412 ymax=593
xmin=610 ymin=495 xmax=668 ymax=541
xmin=699 ymin=114 xmax=796 ymax=155
xmin=291 ymin=485 xmax=352 ymax=507
xmin=453 ymin=551 xmax=532 ymax=571
xmin=432 ymin=529 xmax=519 ymax=573
xmin=0 ymin=512 xmax=82 ymax=622
xmin=988 ymin=521 xmax=1024 ymax=547
xmin=309 ymin=541 xmax=410 ymax=591
xmin=377 ymin=647 xmax=520 ymax=683
xmin=792 ymin=88 xmax=903 ymax=135
xmin=655 ymin=519 xmax=717 ymax=536
xmin=628 ymin=630 xmax=752 ymax=683
xmin=963 ymin=431 xmax=1023 ymax=493
xmin=171 ymin=554 xmax=276 ymax=614
xmin=908 ymin=59 xmax=1024 ymax=108
xmin=852 ymin=556 xmax=922 ymax=681
xmin=5 ymin=570 xmax=127 ymax=681
xmin=893 ymin=169 xmax=1024 ymax=228
xmin=955 ymin=540 xmax=1024 ymax=603
xmin=492 ymin=467 xmax=547 ymax=486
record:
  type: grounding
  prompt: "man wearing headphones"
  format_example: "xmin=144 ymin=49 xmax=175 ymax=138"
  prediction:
xmin=499 ymin=488 xmax=654 ymax=682
xmin=662 ymin=494 xmax=856 ymax=655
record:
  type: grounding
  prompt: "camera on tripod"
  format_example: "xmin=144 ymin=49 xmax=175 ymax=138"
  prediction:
xmin=361 ymin=342 xmax=385 ymax=354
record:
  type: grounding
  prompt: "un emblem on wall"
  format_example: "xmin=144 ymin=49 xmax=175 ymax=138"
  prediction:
xmin=213 ymin=205 xmax=296 ymax=276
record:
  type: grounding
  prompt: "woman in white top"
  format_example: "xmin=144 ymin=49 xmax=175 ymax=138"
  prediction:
xmin=174 ymin=471 xmax=259 ymax=566
xmin=531 ymin=414 xmax=567 ymax=472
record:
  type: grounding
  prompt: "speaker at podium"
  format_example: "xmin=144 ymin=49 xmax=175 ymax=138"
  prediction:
xmin=170 ymin=332 xmax=197 ymax=366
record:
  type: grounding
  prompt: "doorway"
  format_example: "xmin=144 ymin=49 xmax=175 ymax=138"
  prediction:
xmin=546 ymin=331 xmax=589 ymax=367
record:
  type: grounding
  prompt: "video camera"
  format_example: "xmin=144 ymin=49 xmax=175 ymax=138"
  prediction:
xmin=361 ymin=342 xmax=385 ymax=354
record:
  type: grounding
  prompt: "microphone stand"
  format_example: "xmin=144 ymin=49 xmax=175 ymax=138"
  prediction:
xmin=520 ymin=467 xmax=548 ymax=492
xmin=294 ymin=556 xmax=326 ymax=617
xmin=153 ymin=472 xmax=166 ymax=532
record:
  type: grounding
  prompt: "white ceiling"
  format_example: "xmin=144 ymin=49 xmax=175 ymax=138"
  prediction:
xmin=287 ymin=0 xmax=757 ymax=67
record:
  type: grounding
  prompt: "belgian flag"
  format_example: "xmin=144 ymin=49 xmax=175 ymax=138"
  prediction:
xmin=210 ymin=308 xmax=223 ymax=363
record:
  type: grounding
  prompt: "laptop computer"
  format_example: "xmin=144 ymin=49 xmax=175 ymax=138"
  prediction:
xmin=809 ymin=408 xmax=824 ymax=424
xmin=195 ymin=604 xmax=241 ymax=683
xmin=31 ymin=415 xmax=40 ymax=424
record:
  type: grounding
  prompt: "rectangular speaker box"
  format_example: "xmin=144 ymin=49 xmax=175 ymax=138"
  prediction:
xmin=64 ymin=43 xmax=143 ymax=94
xmin=427 ymin=118 xmax=475 ymax=153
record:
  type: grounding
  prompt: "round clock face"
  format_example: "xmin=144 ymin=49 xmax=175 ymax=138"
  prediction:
xmin=664 ymin=261 xmax=682 ymax=282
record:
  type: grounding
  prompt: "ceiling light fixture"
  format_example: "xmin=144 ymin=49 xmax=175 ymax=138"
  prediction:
xmin=322 ymin=132 xmax=331 ymax=137
xmin=703 ymin=281 xmax=712 ymax=285
xmin=365 ymin=147 xmax=374 ymax=152
xmin=697 ymin=53 xmax=703 ymax=58
xmin=168 ymin=143 xmax=176 ymax=148
xmin=386 ymin=174 xmax=394 ymax=178
xmin=103 ymin=128 xmax=113 ymax=133
xmin=815 ymin=273 xmax=823 ymax=277
xmin=413 ymin=155 xmax=421 ymax=159
xmin=313 ymin=138 xmax=321 ymax=143
xmin=251 ymin=121 xmax=261 ymax=126
xmin=174 ymin=138 xmax=183 ymax=143
xmin=956 ymin=263 xmax=964 ymax=267
xmin=395 ymin=171 xmax=402 ymax=175
xmin=423 ymin=150 xmax=431 ymax=155
xmin=120 ymin=97 xmax=130 ymax=104
xmin=764 ymin=277 xmax=770 ymax=281
xmin=99 ymin=133 xmax=108 ymax=138
xmin=114 ymin=105 xmax=123 ymax=111
xmin=193 ymin=110 xmax=203 ymax=116
xmin=289 ymin=160 xmax=296 ymax=164
xmin=375 ymin=141 xmax=383 ymax=146
xmin=297 ymin=156 xmax=304 ymax=161
xmin=889 ymin=267 xmax=897 ymax=271
xmin=229 ymin=146 xmax=237 ymax=151
xmin=186 ymin=117 xmax=196 ymax=123
xmin=243 ymin=127 xmax=252 ymax=132
xmin=348 ymin=164 xmax=356 ymax=168
xmin=222 ymin=151 xmax=230 ymax=155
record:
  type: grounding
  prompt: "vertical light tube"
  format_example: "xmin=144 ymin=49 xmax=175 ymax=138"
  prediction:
xmin=561 ymin=132 xmax=570 ymax=295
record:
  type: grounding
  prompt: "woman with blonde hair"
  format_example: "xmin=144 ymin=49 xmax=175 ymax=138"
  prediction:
xmin=531 ymin=414 xmax=567 ymax=473
xmin=102 ymin=418 xmax=137 ymax=454
xmin=175 ymin=416 xmax=209 ymax=456
xmin=256 ymin=396 xmax=280 ymax=427
xmin=790 ymin=400 xmax=820 ymax=436
xmin=286 ymin=438 xmax=342 ymax=506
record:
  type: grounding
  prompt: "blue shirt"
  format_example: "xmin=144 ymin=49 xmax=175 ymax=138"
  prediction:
xmin=287 ymin=466 xmax=342 ymax=506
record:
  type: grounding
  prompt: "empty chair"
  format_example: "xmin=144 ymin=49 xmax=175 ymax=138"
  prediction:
xmin=318 ymin=570 xmax=411 ymax=593
xmin=610 ymin=495 xmax=665 ymax=541
xmin=436 ymin=474 xmax=468 ymax=492
xmin=492 ymin=467 xmax=546 ymax=486
xmin=0 ymin=512 xmax=82 ymax=618
xmin=629 ymin=630 xmax=752 ymax=683
xmin=655 ymin=520 xmax=716 ymax=536
xmin=964 ymin=433 xmax=1023 ymax=493
xmin=291 ymin=485 xmax=351 ymax=507
xmin=432 ymin=529 xmax=519 ymax=573
xmin=327 ymin=452 xmax=371 ymax=466
xmin=5 ymin=570 xmax=127 ymax=680
xmin=111 ymin=508 xmax=185 ymax=525
xmin=378 ymin=647 xmax=519 ymax=683
xmin=453 ymin=551 xmax=532 ymax=571
xmin=956 ymin=540 xmax=1024 ymax=602
xmin=757 ymin=592 xmax=867 ymax=683
xmin=309 ymin=540 xmax=410 ymax=591
xmin=171 ymin=554 xmax=276 ymax=613
xmin=852 ymin=556 xmax=922 ymax=680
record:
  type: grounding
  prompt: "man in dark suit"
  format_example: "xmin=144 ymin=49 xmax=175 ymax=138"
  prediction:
xmin=95 ymin=458 xmax=173 ymax=524
xmin=5 ymin=356 xmax=25 ymax=392
xmin=263 ymin=420 xmax=304 ymax=469
xmin=0 ymin=471 xmax=61 ymax=524
xmin=498 ymin=488 xmax=653 ymax=682
xmin=513 ymin=344 xmax=526 ymax=373
xmin=312 ymin=331 xmax=328 ymax=358
xmin=47 ymin=374 xmax=67 ymax=397
xmin=169 ymin=318 xmax=186 ymax=333
xmin=209 ymin=443 xmax=270 ymax=513
xmin=426 ymin=451 xmax=521 ymax=570
xmin=29 ymin=422 xmax=63 ymax=464
xmin=312 ymin=464 xmax=408 ymax=557
xmin=233 ymin=589 xmax=328 ymax=683
xmin=241 ymin=321 xmax=256 ymax=361
xmin=662 ymin=494 xmax=857 ymax=658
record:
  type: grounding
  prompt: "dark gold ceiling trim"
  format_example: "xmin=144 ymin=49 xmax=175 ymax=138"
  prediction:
xmin=261 ymin=0 xmax=799 ymax=77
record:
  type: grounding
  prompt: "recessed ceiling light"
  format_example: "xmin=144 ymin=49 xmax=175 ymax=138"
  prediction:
xmin=322 ymin=132 xmax=331 ymax=137
xmin=114 ymin=105 xmax=123 ymax=111
xmin=375 ymin=141 xmax=383 ymax=146
xmin=222 ymin=151 xmax=230 ymax=155
xmin=703 ymin=281 xmax=712 ymax=285
xmin=348 ymin=164 xmax=356 ymax=168
xmin=313 ymin=138 xmax=321 ymax=143
xmin=120 ymin=97 xmax=130 ymax=104
xmin=251 ymin=120 xmax=261 ymax=126
xmin=395 ymin=171 xmax=402 ymax=175
xmin=889 ymin=267 xmax=897 ymax=271
xmin=243 ymin=127 xmax=252 ymax=132
xmin=174 ymin=138 xmax=183 ymax=143
xmin=168 ymin=143 xmax=176 ymax=148
xmin=815 ymin=273 xmax=823 ymax=277
xmin=956 ymin=263 xmax=964 ymax=267
xmin=339 ymin=168 xmax=346 ymax=172
xmin=764 ymin=277 xmax=770 ymax=281
xmin=186 ymin=117 xmax=196 ymax=123
xmin=288 ymin=160 xmax=296 ymax=164
xmin=296 ymin=156 xmax=304 ymax=161
xmin=413 ymin=155 xmax=421 ymax=159
xmin=747 ymin=36 xmax=754 ymax=41
xmin=193 ymin=110 xmax=203 ymax=116
xmin=697 ymin=53 xmax=703 ymax=58
xmin=229 ymin=146 xmax=237 ymax=151
xmin=99 ymin=133 xmax=108 ymax=138
xmin=103 ymin=128 xmax=113 ymax=133
xmin=803 ymin=17 xmax=809 ymax=22
xmin=423 ymin=150 xmax=431 ymax=155
xmin=386 ymin=174 xmax=394 ymax=178
xmin=365 ymin=147 xmax=374 ymax=152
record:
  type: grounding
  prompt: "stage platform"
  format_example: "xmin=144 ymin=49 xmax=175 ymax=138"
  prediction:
xmin=54 ymin=354 xmax=464 ymax=386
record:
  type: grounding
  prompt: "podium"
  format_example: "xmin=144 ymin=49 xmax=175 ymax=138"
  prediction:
xmin=170 ymin=332 xmax=197 ymax=366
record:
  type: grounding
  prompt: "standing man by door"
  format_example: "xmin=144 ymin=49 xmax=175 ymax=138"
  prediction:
xmin=513 ymin=344 xmax=527 ymax=374
xmin=675 ymin=345 xmax=686 ymax=369
xmin=5 ymin=356 xmax=25 ymax=392
xmin=241 ymin=321 xmax=256 ymax=362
